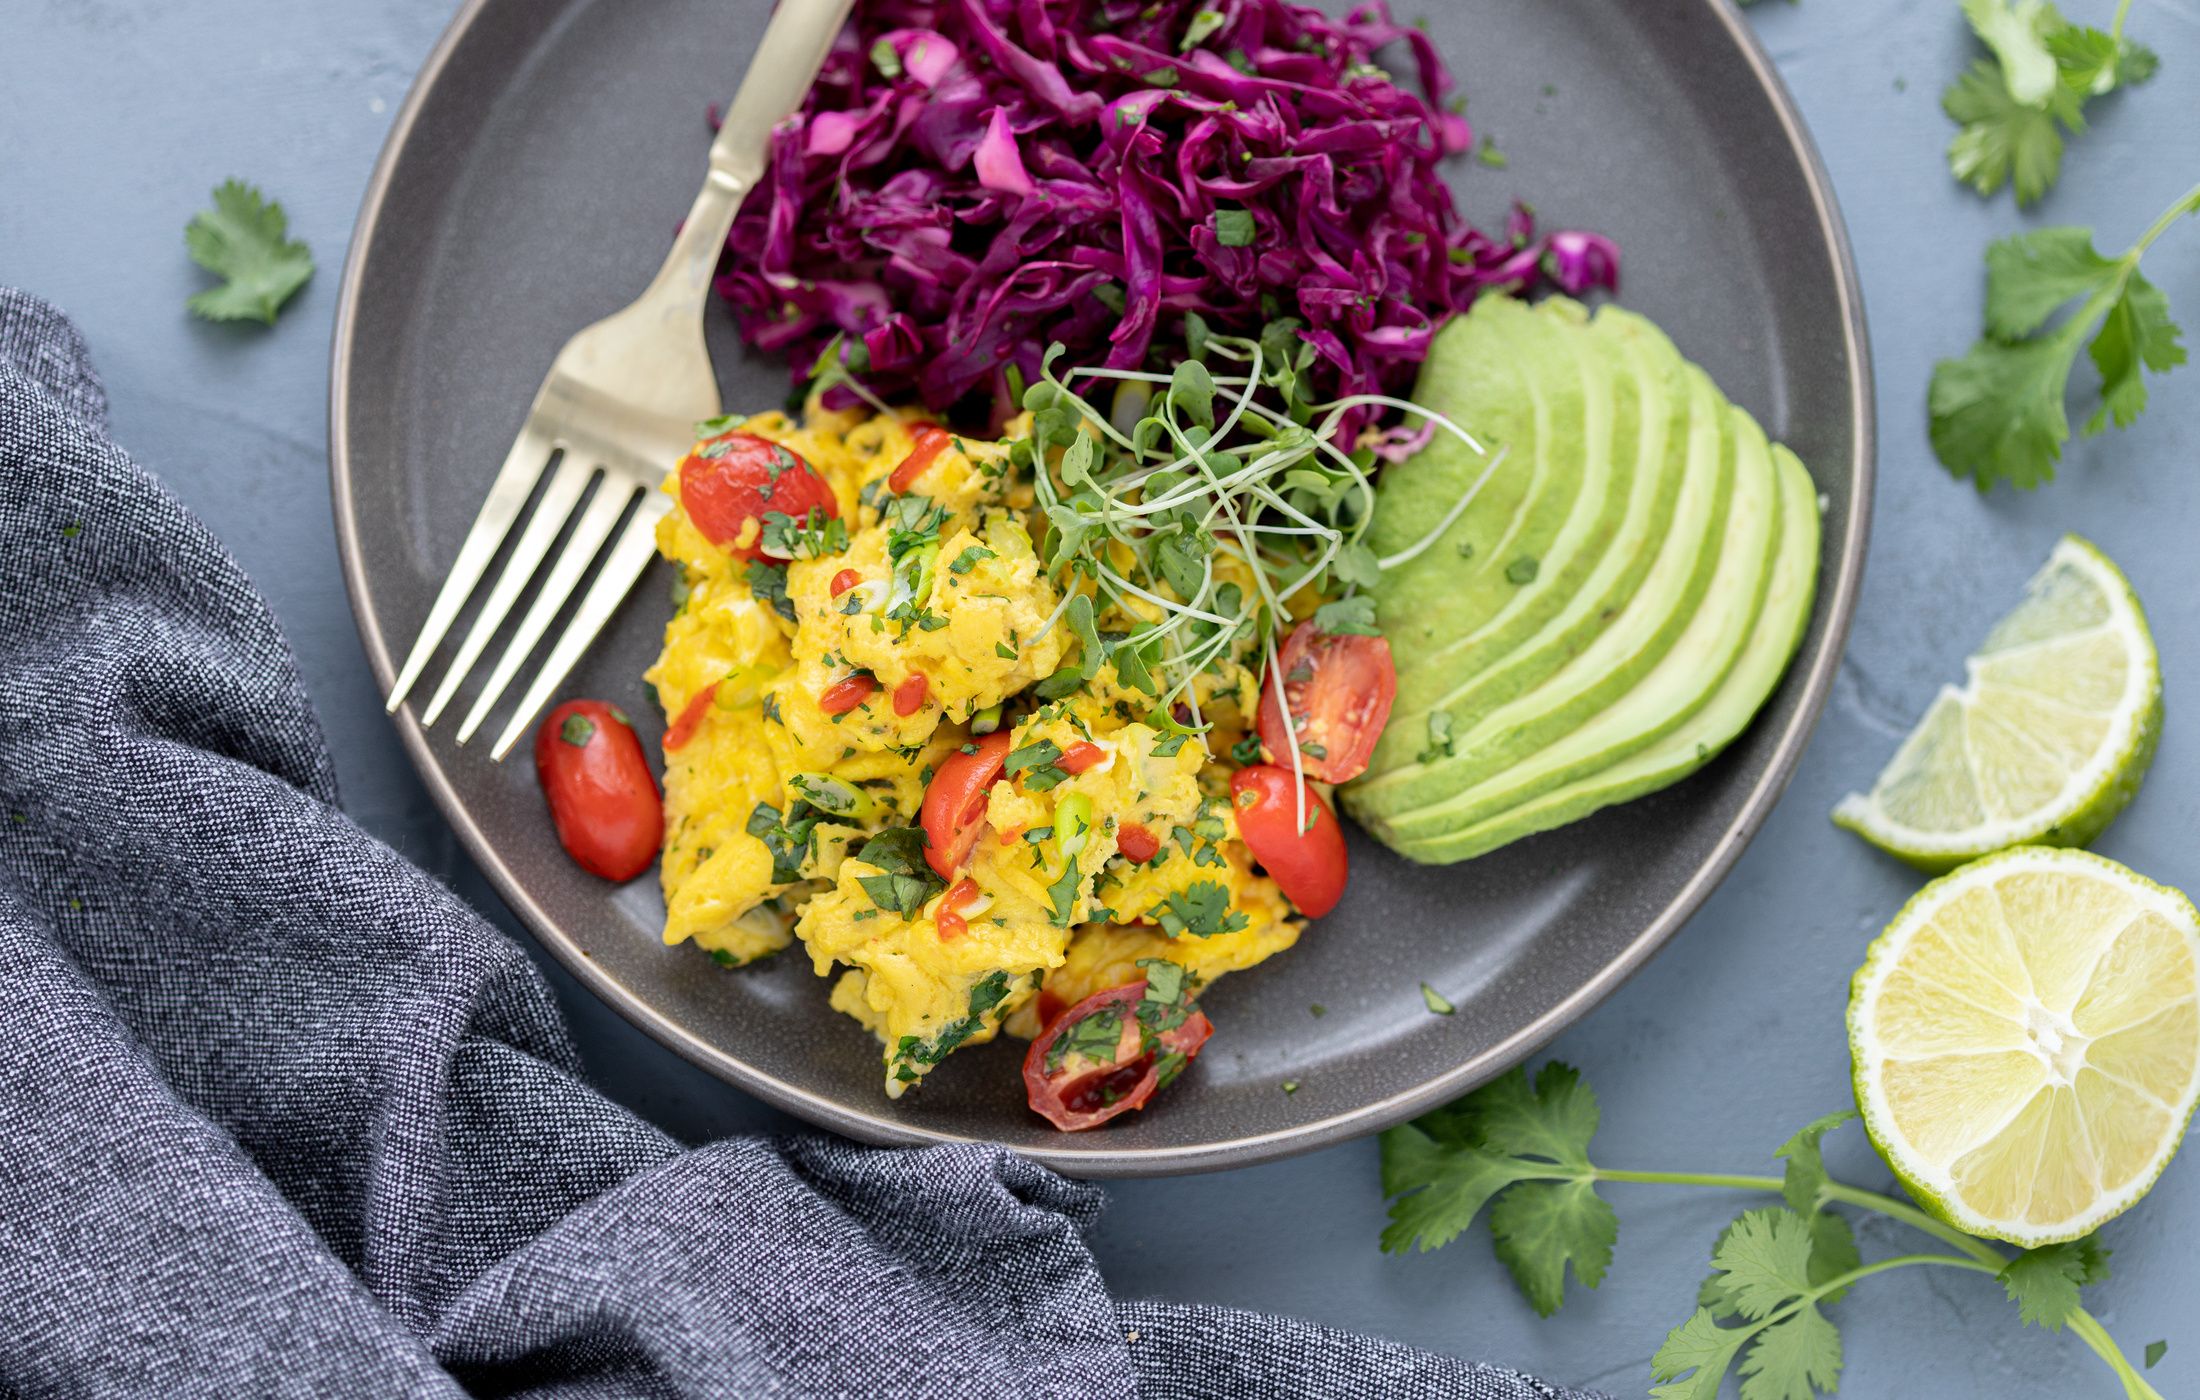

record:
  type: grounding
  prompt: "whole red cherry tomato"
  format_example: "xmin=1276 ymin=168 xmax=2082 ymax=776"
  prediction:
xmin=678 ymin=433 xmax=837 ymax=560
xmin=919 ymin=729 xmax=1013 ymax=879
xmin=535 ymin=700 xmax=662 ymax=882
xmin=1230 ymin=763 xmax=1348 ymax=918
xmin=1023 ymin=980 xmax=1214 ymax=1131
xmin=1256 ymin=622 xmax=1398 ymax=783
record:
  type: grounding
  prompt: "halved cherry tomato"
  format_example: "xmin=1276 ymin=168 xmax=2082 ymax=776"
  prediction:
xmin=662 ymin=683 xmax=717 ymax=751
xmin=1023 ymin=981 xmax=1214 ymax=1131
xmin=1230 ymin=763 xmax=1349 ymax=918
xmin=888 ymin=424 xmax=954 ymax=494
xmin=934 ymin=878 xmax=982 ymax=940
xmin=819 ymin=674 xmax=877 ymax=715
xmin=830 ymin=568 xmax=863 ymax=598
xmin=919 ymin=729 xmax=1014 ymax=879
xmin=535 ymin=700 xmax=662 ymax=882
xmin=1056 ymin=740 xmax=1105 ymax=775
xmin=1256 ymin=622 xmax=1398 ymax=784
xmin=893 ymin=671 xmax=929 ymax=716
xmin=1116 ymin=824 xmax=1161 ymax=863
xmin=679 ymin=433 xmax=838 ymax=560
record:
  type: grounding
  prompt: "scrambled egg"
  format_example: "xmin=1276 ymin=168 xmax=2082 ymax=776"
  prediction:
xmin=648 ymin=400 xmax=1300 ymax=1096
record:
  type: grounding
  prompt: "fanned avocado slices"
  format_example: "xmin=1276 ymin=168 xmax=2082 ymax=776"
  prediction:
xmin=1344 ymin=295 xmax=1822 ymax=864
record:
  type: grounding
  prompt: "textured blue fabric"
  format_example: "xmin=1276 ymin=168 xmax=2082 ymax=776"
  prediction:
xmin=0 ymin=288 xmax=1599 ymax=1400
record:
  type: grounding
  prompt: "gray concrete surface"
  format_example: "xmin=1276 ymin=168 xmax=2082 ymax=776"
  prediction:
xmin=6 ymin=0 xmax=2196 ymax=1394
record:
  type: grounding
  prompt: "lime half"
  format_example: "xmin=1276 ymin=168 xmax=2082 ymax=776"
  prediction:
xmin=1850 ymin=846 xmax=2200 ymax=1246
xmin=1834 ymin=535 xmax=2160 ymax=871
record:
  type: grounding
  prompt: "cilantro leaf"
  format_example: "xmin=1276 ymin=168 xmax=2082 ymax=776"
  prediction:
xmin=1155 ymin=880 xmax=1248 ymax=938
xmin=1929 ymin=332 xmax=2083 ymax=489
xmin=1331 ymin=540 xmax=1384 ymax=591
xmin=1931 ymin=188 xmax=2198 ymax=489
xmin=1944 ymin=59 xmax=2065 ymax=206
xmin=1943 ymin=0 xmax=2159 ymax=206
xmin=1489 ymin=1178 xmax=1617 ymax=1316
xmin=893 ymin=969 xmax=1015 ymax=1073
xmin=1468 ymin=1060 xmax=1599 ymax=1167
xmin=1775 ymin=1110 xmax=1858 ymax=1214
xmin=2086 ymin=268 xmax=2184 ymax=434
xmin=852 ymin=827 xmax=946 ymax=918
xmin=746 ymin=801 xmax=819 ymax=885
xmin=1736 ymin=1305 xmax=1844 ymax=1400
xmin=1713 ymin=1209 xmax=1819 ymax=1320
xmin=1312 ymin=594 xmax=1380 ymax=637
xmin=184 ymin=180 xmax=314 ymax=324
xmin=1378 ymin=1063 xmax=1617 ymax=1316
xmin=1669 ymin=1210 xmax=1846 ymax=1400
xmin=1651 ymin=1309 xmax=1751 ymax=1400
xmin=1998 ymin=1235 xmax=2111 ymax=1331
xmin=1046 ymin=1004 xmax=1125 ymax=1072
xmin=1984 ymin=228 xmax=2118 ymax=339
xmin=2146 ymin=1340 xmax=2167 ymax=1369
xmin=746 ymin=561 xmax=798 ymax=623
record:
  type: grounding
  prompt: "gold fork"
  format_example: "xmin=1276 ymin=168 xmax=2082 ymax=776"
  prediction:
xmin=384 ymin=0 xmax=856 ymax=760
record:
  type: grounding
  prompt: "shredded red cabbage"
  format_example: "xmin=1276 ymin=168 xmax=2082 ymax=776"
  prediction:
xmin=715 ymin=0 xmax=1618 ymax=422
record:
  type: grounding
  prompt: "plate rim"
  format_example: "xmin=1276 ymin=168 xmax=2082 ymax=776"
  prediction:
xmin=329 ymin=0 xmax=1876 ymax=1177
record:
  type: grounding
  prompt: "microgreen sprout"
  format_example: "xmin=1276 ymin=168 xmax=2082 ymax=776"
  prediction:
xmin=1015 ymin=327 xmax=1503 ymax=822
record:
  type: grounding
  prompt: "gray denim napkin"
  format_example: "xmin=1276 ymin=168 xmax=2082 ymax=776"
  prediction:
xmin=0 ymin=287 xmax=1599 ymax=1400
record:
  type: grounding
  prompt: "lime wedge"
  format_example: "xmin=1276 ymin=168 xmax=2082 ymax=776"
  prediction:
xmin=1834 ymin=535 xmax=2160 ymax=871
xmin=1850 ymin=846 xmax=2200 ymax=1246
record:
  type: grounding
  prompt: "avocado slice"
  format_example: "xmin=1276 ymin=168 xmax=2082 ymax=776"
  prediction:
xmin=1368 ymin=296 xmax=1620 ymax=725
xmin=1361 ymin=301 xmax=1694 ymax=790
xmin=1399 ymin=444 xmax=1822 ymax=862
xmin=1367 ymin=369 xmax=1775 ymax=846
xmin=1352 ymin=339 xmax=1737 ymax=829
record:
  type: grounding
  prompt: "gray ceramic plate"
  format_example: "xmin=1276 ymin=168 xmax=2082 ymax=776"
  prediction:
xmin=332 ymin=0 xmax=1873 ymax=1175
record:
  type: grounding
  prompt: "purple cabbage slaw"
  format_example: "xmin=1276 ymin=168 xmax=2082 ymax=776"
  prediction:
xmin=715 ymin=0 xmax=1619 ymax=423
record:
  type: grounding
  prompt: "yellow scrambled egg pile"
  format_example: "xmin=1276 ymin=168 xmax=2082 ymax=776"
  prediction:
xmin=648 ymin=401 xmax=1299 ymax=1097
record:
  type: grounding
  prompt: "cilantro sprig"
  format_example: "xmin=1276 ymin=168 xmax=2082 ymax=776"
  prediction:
xmin=1381 ymin=1062 xmax=2165 ymax=1399
xmin=1929 ymin=182 xmax=2197 ymax=490
xmin=1943 ymin=0 xmax=2158 ymax=206
xmin=184 ymin=180 xmax=314 ymax=325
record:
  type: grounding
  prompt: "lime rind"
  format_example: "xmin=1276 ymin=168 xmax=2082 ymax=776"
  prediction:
xmin=1833 ymin=535 xmax=2160 ymax=872
xmin=1848 ymin=846 xmax=2200 ymax=1247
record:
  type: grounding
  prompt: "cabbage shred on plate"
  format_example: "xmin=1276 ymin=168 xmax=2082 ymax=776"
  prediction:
xmin=715 ymin=0 xmax=1618 ymax=424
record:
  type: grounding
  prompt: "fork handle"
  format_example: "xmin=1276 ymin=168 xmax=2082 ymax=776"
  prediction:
xmin=643 ymin=0 xmax=860 ymax=312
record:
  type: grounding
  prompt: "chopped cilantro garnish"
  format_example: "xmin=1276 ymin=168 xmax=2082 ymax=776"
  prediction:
xmin=1156 ymin=881 xmax=1248 ymax=938
xmin=559 ymin=714 xmax=596 ymax=747
xmin=852 ymin=827 xmax=947 ymax=918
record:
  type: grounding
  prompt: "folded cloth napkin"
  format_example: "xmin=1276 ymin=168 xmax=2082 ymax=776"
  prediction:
xmin=0 ymin=288 xmax=1598 ymax=1400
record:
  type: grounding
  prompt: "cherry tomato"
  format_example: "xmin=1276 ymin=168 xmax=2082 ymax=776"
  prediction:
xmin=888 ymin=424 xmax=953 ymax=494
xmin=1116 ymin=824 xmax=1160 ymax=863
xmin=830 ymin=568 xmax=863 ymax=598
xmin=1023 ymin=981 xmax=1214 ymax=1132
xmin=919 ymin=729 xmax=1014 ymax=879
xmin=662 ymin=682 xmax=717 ymax=751
xmin=1230 ymin=763 xmax=1349 ymax=918
xmin=1056 ymin=740 xmax=1105 ymax=775
xmin=893 ymin=671 xmax=929 ymax=717
xmin=1256 ymin=622 xmax=1398 ymax=783
xmin=934 ymin=878 xmax=982 ymax=940
xmin=819 ymin=674 xmax=877 ymax=715
xmin=535 ymin=700 xmax=662 ymax=882
xmin=678 ymin=433 xmax=837 ymax=560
